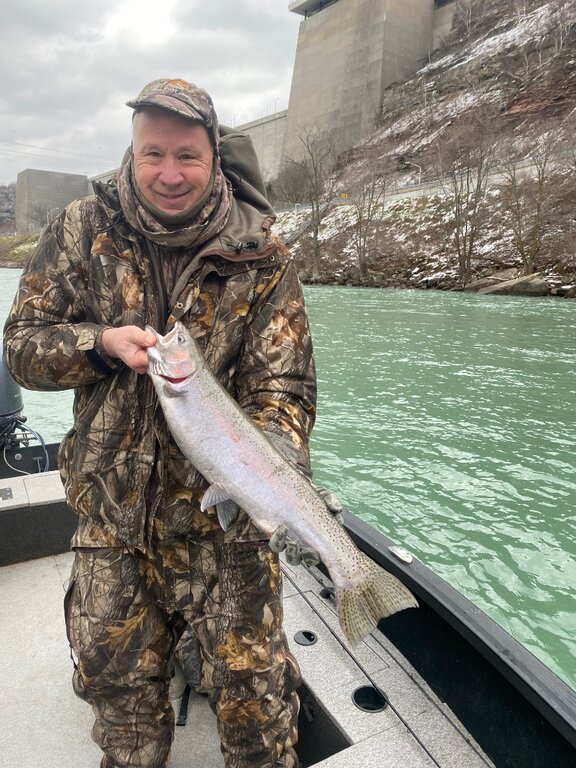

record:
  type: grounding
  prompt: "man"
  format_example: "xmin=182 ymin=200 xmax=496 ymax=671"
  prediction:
xmin=3 ymin=79 xmax=329 ymax=768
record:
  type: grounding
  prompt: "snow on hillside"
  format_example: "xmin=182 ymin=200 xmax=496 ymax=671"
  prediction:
xmin=422 ymin=2 xmax=566 ymax=76
xmin=277 ymin=0 xmax=576 ymax=295
xmin=343 ymin=0 xmax=576 ymax=187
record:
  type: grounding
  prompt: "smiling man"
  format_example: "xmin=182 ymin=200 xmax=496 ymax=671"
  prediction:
xmin=3 ymin=78 xmax=323 ymax=768
xmin=132 ymin=107 xmax=214 ymax=215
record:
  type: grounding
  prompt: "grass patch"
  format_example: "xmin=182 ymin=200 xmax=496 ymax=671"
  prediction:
xmin=0 ymin=234 xmax=39 ymax=266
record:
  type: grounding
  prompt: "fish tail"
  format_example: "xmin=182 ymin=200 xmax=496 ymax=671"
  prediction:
xmin=336 ymin=561 xmax=418 ymax=647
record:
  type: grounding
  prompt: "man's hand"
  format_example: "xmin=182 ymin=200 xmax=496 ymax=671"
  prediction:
xmin=269 ymin=485 xmax=345 ymax=567
xmin=101 ymin=326 xmax=156 ymax=374
xmin=315 ymin=486 xmax=344 ymax=524
xmin=269 ymin=524 xmax=321 ymax=566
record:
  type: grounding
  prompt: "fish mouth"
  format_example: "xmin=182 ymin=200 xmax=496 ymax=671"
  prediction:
xmin=159 ymin=374 xmax=190 ymax=385
xmin=148 ymin=359 xmax=192 ymax=385
xmin=146 ymin=325 xmax=195 ymax=385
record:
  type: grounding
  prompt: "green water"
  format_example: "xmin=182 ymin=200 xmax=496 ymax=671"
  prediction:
xmin=305 ymin=286 xmax=575 ymax=690
xmin=1 ymin=271 xmax=574 ymax=688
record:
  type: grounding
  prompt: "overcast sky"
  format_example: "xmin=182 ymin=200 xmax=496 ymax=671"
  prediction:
xmin=0 ymin=0 xmax=301 ymax=185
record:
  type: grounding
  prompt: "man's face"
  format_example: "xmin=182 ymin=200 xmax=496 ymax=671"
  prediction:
xmin=132 ymin=107 xmax=214 ymax=215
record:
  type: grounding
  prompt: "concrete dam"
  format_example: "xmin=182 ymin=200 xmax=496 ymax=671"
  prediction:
xmin=243 ymin=0 xmax=457 ymax=180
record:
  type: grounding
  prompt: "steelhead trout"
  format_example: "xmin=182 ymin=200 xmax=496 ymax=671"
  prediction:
xmin=147 ymin=322 xmax=417 ymax=646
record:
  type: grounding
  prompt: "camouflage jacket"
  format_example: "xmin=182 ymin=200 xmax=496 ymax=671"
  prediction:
xmin=3 ymin=185 xmax=316 ymax=549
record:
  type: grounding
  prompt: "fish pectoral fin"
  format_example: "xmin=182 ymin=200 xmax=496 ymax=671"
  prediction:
xmin=201 ymin=483 xmax=231 ymax=512
xmin=216 ymin=500 xmax=241 ymax=531
xmin=200 ymin=484 xmax=240 ymax=531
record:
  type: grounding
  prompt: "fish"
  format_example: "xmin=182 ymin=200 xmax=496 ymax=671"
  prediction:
xmin=146 ymin=321 xmax=417 ymax=646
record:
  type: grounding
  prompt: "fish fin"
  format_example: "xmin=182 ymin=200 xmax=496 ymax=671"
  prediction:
xmin=200 ymin=484 xmax=240 ymax=531
xmin=216 ymin=500 xmax=240 ymax=531
xmin=201 ymin=483 xmax=231 ymax=512
xmin=336 ymin=560 xmax=418 ymax=647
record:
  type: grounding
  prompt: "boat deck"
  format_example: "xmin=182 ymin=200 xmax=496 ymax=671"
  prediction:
xmin=1 ymin=551 xmax=494 ymax=768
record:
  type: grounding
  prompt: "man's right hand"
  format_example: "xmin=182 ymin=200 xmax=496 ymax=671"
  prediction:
xmin=101 ymin=326 xmax=156 ymax=374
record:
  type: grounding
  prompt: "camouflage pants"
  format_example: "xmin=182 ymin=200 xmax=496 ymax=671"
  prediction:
xmin=65 ymin=539 xmax=302 ymax=768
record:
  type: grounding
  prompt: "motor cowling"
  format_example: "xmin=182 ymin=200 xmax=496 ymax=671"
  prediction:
xmin=0 ymin=348 xmax=24 ymax=429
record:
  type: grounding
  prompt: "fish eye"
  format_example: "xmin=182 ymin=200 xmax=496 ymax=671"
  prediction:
xmin=177 ymin=333 xmax=185 ymax=343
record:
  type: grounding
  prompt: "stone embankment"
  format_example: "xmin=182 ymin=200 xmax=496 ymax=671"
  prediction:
xmin=465 ymin=272 xmax=562 ymax=297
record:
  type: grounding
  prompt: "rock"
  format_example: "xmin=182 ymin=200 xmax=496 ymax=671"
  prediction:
xmin=490 ymin=268 xmax=519 ymax=281
xmin=478 ymin=273 xmax=550 ymax=297
xmin=418 ymin=271 xmax=451 ymax=289
xmin=465 ymin=268 xmax=521 ymax=292
xmin=465 ymin=276 xmax=504 ymax=292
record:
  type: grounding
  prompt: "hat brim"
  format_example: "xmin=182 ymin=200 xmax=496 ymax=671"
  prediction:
xmin=126 ymin=94 xmax=205 ymax=122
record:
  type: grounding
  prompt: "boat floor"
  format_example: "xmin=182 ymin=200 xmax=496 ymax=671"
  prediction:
xmin=1 ymin=552 xmax=495 ymax=768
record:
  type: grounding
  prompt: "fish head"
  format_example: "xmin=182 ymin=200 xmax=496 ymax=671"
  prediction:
xmin=146 ymin=322 xmax=201 ymax=387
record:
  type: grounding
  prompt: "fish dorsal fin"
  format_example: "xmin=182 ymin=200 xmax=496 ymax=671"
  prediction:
xmin=201 ymin=484 xmax=240 ymax=531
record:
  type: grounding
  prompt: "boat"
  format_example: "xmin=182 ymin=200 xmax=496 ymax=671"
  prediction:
xmin=1 ymin=360 xmax=575 ymax=768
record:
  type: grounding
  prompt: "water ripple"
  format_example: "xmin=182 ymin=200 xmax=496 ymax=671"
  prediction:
xmin=306 ymin=286 xmax=576 ymax=689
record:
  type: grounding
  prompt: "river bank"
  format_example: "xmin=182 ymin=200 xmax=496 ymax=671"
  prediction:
xmin=2 ymin=206 xmax=575 ymax=299
xmin=3 ymin=253 xmax=574 ymax=299
xmin=275 ymin=189 xmax=576 ymax=299
xmin=301 ymin=265 xmax=576 ymax=298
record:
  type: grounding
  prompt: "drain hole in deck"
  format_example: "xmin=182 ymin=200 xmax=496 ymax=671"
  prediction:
xmin=352 ymin=685 xmax=388 ymax=713
xmin=294 ymin=630 xmax=317 ymax=646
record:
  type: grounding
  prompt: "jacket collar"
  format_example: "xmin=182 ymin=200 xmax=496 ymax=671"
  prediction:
xmin=93 ymin=180 xmax=276 ymax=264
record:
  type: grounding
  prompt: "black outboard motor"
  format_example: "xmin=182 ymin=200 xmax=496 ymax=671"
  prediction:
xmin=0 ymin=348 xmax=24 ymax=448
xmin=0 ymin=348 xmax=49 ymax=471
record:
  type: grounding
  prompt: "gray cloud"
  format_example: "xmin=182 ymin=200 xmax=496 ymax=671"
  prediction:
xmin=0 ymin=0 xmax=300 ymax=184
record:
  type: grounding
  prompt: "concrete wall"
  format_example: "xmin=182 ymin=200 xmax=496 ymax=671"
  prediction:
xmin=235 ymin=111 xmax=287 ymax=183
xmin=283 ymin=0 xmax=387 ymax=162
xmin=16 ymin=169 xmax=90 ymax=234
xmin=433 ymin=0 xmax=458 ymax=49
xmin=282 ymin=0 xmax=438 ymax=164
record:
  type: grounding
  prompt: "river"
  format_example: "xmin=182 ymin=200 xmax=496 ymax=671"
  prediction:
xmin=1 ymin=270 xmax=574 ymax=689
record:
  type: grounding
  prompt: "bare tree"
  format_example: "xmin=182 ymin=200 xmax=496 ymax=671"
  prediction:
xmin=436 ymin=115 xmax=495 ymax=287
xmin=26 ymin=204 xmax=60 ymax=233
xmin=499 ymin=135 xmax=561 ymax=275
xmin=564 ymin=112 xmax=576 ymax=175
xmin=551 ymin=0 xmax=573 ymax=54
xmin=282 ymin=126 xmax=338 ymax=280
xmin=271 ymin=163 xmax=308 ymax=208
xmin=348 ymin=168 xmax=387 ymax=279
xmin=455 ymin=0 xmax=490 ymax=38
xmin=505 ymin=0 xmax=530 ymax=20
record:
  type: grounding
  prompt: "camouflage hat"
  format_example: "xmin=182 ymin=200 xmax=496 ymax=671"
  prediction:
xmin=126 ymin=78 xmax=220 ymax=145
